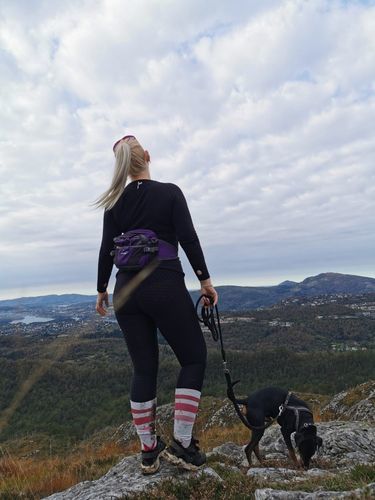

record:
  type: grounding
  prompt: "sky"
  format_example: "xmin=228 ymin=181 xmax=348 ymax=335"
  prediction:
xmin=0 ymin=0 xmax=374 ymax=299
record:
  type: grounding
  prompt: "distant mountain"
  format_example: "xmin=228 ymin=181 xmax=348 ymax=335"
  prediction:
xmin=1 ymin=273 xmax=375 ymax=311
xmin=293 ymin=272 xmax=375 ymax=295
xmin=0 ymin=294 xmax=95 ymax=308
xmin=191 ymin=272 xmax=375 ymax=311
xmin=278 ymin=280 xmax=298 ymax=287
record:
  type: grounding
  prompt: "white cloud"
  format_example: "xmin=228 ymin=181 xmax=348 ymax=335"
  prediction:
xmin=0 ymin=0 xmax=375 ymax=298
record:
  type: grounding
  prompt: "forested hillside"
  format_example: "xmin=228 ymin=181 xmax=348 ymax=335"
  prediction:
xmin=0 ymin=333 xmax=374 ymax=444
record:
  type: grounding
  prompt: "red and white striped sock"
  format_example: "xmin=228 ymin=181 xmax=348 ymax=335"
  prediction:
xmin=174 ymin=388 xmax=201 ymax=448
xmin=130 ymin=398 xmax=157 ymax=451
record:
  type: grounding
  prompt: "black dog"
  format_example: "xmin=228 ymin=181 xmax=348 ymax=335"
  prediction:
xmin=236 ymin=387 xmax=323 ymax=469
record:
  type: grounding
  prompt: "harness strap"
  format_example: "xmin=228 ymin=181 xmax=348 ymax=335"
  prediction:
xmin=284 ymin=405 xmax=313 ymax=432
xmin=277 ymin=391 xmax=292 ymax=417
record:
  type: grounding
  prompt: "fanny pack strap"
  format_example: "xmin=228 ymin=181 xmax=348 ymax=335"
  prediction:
xmin=158 ymin=239 xmax=178 ymax=260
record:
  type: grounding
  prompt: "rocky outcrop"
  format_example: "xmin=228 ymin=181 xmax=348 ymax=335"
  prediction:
xmin=203 ymin=400 xmax=238 ymax=429
xmin=44 ymin=380 xmax=375 ymax=500
xmin=44 ymin=419 xmax=375 ymax=500
xmin=254 ymin=482 xmax=375 ymax=499
xmin=246 ymin=467 xmax=335 ymax=482
xmin=209 ymin=422 xmax=375 ymax=499
xmin=317 ymin=421 xmax=374 ymax=466
xmin=321 ymin=381 xmax=375 ymax=423
xmin=211 ymin=421 xmax=375 ymax=467
xmin=44 ymin=455 xmax=221 ymax=499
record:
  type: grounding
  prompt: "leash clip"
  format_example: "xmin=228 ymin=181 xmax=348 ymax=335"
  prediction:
xmin=222 ymin=361 xmax=229 ymax=374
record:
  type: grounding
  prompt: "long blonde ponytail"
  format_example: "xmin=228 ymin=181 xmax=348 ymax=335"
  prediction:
xmin=94 ymin=142 xmax=132 ymax=210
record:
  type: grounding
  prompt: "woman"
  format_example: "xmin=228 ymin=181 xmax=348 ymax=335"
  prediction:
xmin=95 ymin=135 xmax=218 ymax=474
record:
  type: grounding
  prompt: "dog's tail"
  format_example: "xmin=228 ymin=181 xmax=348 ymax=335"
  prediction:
xmin=226 ymin=378 xmax=240 ymax=401
xmin=226 ymin=379 xmax=248 ymax=407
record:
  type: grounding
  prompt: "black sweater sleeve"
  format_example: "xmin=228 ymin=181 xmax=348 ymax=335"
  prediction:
xmin=97 ymin=209 xmax=120 ymax=293
xmin=172 ymin=186 xmax=210 ymax=281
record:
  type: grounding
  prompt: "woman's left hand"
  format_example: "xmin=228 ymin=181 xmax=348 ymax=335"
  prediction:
xmin=96 ymin=291 xmax=109 ymax=316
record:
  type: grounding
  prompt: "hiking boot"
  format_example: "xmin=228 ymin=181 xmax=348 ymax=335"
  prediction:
xmin=141 ymin=436 xmax=166 ymax=475
xmin=163 ymin=437 xmax=206 ymax=470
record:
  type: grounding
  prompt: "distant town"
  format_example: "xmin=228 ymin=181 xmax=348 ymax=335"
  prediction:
xmin=1 ymin=291 xmax=374 ymax=352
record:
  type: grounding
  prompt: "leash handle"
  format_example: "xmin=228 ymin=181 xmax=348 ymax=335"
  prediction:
xmin=195 ymin=295 xmax=225 ymax=358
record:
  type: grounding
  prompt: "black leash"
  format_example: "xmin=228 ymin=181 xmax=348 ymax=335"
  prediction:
xmin=195 ymin=295 xmax=286 ymax=431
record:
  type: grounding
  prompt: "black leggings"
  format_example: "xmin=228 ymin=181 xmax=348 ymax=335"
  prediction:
xmin=114 ymin=268 xmax=207 ymax=402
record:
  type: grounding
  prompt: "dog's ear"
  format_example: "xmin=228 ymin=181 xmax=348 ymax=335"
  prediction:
xmin=302 ymin=423 xmax=317 ymax=435
xmin=317 ymin=436 xmax=323 ymax=449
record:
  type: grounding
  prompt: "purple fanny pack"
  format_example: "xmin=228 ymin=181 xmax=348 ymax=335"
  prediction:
xmin=112 ymin=229 xmax=177 ymax=270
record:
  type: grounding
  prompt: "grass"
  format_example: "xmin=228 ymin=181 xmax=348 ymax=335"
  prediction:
xmin=0 ymin=420 xmax=261 ymax=499
xmin=0 ymin=395 xmax=251 ymax=499
xmin=342 ymin=381 xmax=374 ymax=407
xmin=0 ymin=440 xmax=137 ymax=499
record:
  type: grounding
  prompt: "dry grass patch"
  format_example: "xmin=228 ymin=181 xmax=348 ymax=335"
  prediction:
xmin=0 ymin=439 xmax=138 ymax=499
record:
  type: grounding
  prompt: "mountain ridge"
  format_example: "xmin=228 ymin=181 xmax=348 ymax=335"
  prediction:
xmin=1 ymin=272 xmax=375 ymax=311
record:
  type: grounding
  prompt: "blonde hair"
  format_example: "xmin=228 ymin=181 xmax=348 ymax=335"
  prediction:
xmin=94 ymin=138 xmax=148 ymax=210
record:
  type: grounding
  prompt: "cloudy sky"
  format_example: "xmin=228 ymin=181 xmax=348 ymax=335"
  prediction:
xmin=0 ymin=0 xmax=374 ymax=299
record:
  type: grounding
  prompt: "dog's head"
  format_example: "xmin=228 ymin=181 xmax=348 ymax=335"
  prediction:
xmin=295 ymin=424 xmax=323 ymax=469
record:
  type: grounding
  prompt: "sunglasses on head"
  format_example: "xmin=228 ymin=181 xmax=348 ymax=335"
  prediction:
xmin=113 ymin=135 xmax=136 ymax=152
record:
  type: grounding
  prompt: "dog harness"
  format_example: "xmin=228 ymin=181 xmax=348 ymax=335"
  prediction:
xmin=282 ymin=400 xmax=314 ymax=432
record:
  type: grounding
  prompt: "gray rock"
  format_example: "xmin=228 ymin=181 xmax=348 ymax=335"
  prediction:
xmin=197 ymin=467 xmax=223 ymax=482
xmin=247 ymin=467 xmax=302 ymax=483
xmin=216 ymin=462 xmax=241 ymax=473
xmin=265 ymin=452 xmax=287 ymax=460
xmin=203 ymin=400 xmax=238 ymax=429
xmin=210 ymin=442 xmax=245 ymax=465
xmin=43 ymin=455 xmax=221 ymax=500
xmin=305 ymin=468 xmax=336 ymax=478
xmin=254 ymin=482 xmax=375 ymax=499
xmin=247 ymin=467 xmax=334 ymax=483
xmin=210 ymin=422 xmax=375 ymax=468
xmin=322 ymin=381 xmax=375 ymax=423
xmin=316 ymin=421 xmax=375 ymax=466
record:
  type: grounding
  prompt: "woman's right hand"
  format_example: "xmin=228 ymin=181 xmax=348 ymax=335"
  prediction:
xmin=200 ymin=279 xmax=218 ymax=306
xmin=96 ymin=291 xmax=109 ymax=316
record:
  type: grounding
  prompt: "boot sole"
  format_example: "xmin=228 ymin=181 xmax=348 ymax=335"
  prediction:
xmin=162 ymin=449 xmax=204 ymax=471
xmin=141 ymin=456 xmax=161 ymax=475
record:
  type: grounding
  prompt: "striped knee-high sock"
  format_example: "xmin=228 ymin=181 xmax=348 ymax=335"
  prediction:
xmin=174 ymin=388 xmax=201 ymax=448
xmin=130 ymin=398 xmax=157 ymax=451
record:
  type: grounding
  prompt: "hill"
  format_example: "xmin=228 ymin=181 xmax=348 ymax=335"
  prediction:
xmin=1 ymin=272 xmax=375 ymax=312
xmin=0 ymin=294 xmax=95 ymax=308
xmin=191 ymin=272 xmax=375 ymax=310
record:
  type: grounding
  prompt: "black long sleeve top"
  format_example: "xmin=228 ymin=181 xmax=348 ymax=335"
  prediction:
xmin=97 ymin=179 xmax=210 ymax=292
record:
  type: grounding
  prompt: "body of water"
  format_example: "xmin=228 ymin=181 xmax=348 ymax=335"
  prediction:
xmin=11 ymin=315 xmax=55 ymax=324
